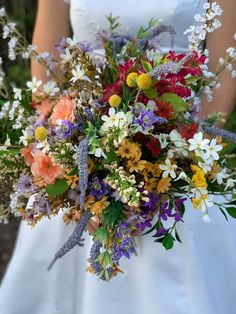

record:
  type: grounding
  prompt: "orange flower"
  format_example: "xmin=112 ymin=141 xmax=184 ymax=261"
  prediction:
xmin=117 ymin=139 xmax=141 ymax=160
xmin=144 ymin=177 xmax=158 ymax=191
xmin=127 ymin=159 xmax=146 ymax=172
xmin=31 ymin=151 xmax=64 ymax=186
xmin=20 ymin=143 xmax=34 ymax=166
xmin=90 ymin=196 xmax=110 ymax=215
xmin=50 ymin=96 xmax=76 ymax=125
xmin=157 ymin=177 xmax=172 ymax=193
xmin=36 ymin=98 xmax=55 ymax=118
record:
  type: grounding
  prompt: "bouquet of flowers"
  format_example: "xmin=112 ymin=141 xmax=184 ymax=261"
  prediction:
xmin=0 ymin=3 xmax=236 ymax=281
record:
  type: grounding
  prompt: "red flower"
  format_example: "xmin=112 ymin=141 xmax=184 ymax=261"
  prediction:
xmin=102 ymin=81 xmax=122 ymax=103
xmin=119 ymin=60 xmax=135 ymax=81
xmin=156 ymin=101 xmax=173 ymax=119
xmin=146 ymin=138 xmax=161 ymax=157
xmin=180 ymin=123 xmax=199 ymax=140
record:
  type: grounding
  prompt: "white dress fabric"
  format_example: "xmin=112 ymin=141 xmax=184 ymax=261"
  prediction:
xmin=1 ymin=1 xmax=236 ymax=313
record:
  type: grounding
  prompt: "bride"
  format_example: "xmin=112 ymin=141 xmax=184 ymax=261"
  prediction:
xmin=0 ymin=0 xmax=236 ymax=313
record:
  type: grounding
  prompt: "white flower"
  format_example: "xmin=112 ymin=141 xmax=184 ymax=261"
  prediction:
xmin=70 ymin=65 xmax=90 ymax=83
xmin=94 ymin=148 xmax=107 ymax=159
xmin=2 ymin=23 xmax=16 ymax=39
xmin=200 ymin=195 xmax=214 ymax=213
xmin=27 ymin=77 xmax=42 ymax=93
xmin=190 ymin=187 xmax=208 ymax=199
xmin=204 ymin=138 xmax=222 ymax=160
xmin=174 ymin=171 xmax=189 ymax=182
xmin=100 ymin=108 xmax=132 ymax=134
xmin=169 ymin=130 xmax=186 ymax=148
xmin=188 ymin=132 xmax=210 ymax=151
xmin=66 ymin=37 xmax=79 ymax=47
xmin=36 ymin=140 xmax=50 ymax=153
xmin=225 ymin=178 xmax=236 ymax=191
xmin=43 ymin=81 xmax=60 ymax=96
xmin=60 ymin=48 xmax=73 ymax=63
xmin=212 ymin=168 xmax=229 ymax=185
xmin=202 ymin=214 xmax=212 ymax=223
xmin=13 ymin=87 xmax=22 ymax=100
xmin=19 ymin=128 xmax=34 ymax=146
xmin=156 ymin=133 xmax=169 ymax=149
xmin=159 ymin=159 xmax=177 ymax=179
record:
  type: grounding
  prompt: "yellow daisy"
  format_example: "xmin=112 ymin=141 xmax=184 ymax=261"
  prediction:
xmin=91 ymin=196 xmax=110 ymax=215
xmin=157 ymin=177 xmax=172 ymax=193
xmin=127 ymin=159 xmax=146 ymax=173
xmin=117 ymin=139 xmax=141 ymax=160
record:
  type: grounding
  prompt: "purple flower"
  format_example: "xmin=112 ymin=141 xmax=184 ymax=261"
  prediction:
xmin=117 ymin=237 xmax=135 ymax=259
xmin=158 ymin=202 xmax=172 ymax=221
xmin=89 ymin=177 xmax=108 ymax=200
xmin=78 ymin=40 xmax=94 ymax=52
xmin=134 ymin=109 xmax=167 ymax=132
xmin=75 ymin=138 xmax=89 ymax=209
xmin=142 ymin=193 xmax=158 ymax=212
xmin=48 ymin=211 xmax=92 ymax=270
xmin=56 ymin=119 xmax=78 ymax=139
xmin=135 ymin=218 xmax=152 ymax=232
xmin=54 ymin=37 xmax=67 ymax=52
xmin=18 ymin=174 xmax=35 ymax=194
xmin=154 ymin=227 xmax=168 ymax=237
xmin=32 ymin=193 xmax=51 ymax=216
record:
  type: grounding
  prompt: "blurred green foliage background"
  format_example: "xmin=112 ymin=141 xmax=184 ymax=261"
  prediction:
xmin=0 ymin=1 xmax=235 ymax=130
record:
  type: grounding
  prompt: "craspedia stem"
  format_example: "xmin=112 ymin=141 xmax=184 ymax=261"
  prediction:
xmin=47 ymin=211 xmax=92 ymax=271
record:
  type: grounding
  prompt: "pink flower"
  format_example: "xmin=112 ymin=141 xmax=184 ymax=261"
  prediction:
xmin=36 ymin=98 xmax=55 ymax=118
xmin=20 ymin=143 xmax=34 ymax=166
xmin=31 ymin=151 xmax=64 ymax=186
xmin=50 ymin=96 xmax=75 ymax=125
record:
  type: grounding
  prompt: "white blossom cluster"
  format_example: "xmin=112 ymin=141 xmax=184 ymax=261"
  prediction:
xmin=0 ymin=57 xmax=5 ymax=87
xmin=184 ymin=2 xmax=223 ymax=51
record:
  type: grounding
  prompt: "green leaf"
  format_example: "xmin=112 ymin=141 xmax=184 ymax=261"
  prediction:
xmin=45 ymin=179 xmax=69 ymax=196
xmin=67 ymin=167 xmax=78 ymax=176
xmin=144 ymin=88 xmax=158 ymax=99
xmin=226 ymin=157 xmax=236 ymax=169
xmin=102 ymin=201 xmax=125 ymax=228
xmin=225 ymin=206 xmax=236 ymax=219
xmin=160 ymin=93 xmax=189 ymax=112
xmin=141 ymin=60 xmax=153 ymax=73
xmin=162 ymin=234 xmax=175 ymax=250
xmin=219 ymin=207 xmax=228 ymax=221
xmin=94 ymin=227 xmax=109 ymax=243
xmin=175 ymin=229 xmax=182 ymax=243
xmin=186 ymin=76 xmax=200 ymax=84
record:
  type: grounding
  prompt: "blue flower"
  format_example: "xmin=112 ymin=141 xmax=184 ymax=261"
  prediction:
xmin=89 ymin=177 xmax=108 ymax=200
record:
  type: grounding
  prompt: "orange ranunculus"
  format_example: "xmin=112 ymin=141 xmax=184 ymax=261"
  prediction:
xmin=36 ymin=98 xmax=55 ymax=118
xmin=31 ymin=151 xmax=64 ymax=186
xmin=20 ymin=143 xmax=34 ymax=166
xmin=50 ymin=96 xmax=76 ymax=125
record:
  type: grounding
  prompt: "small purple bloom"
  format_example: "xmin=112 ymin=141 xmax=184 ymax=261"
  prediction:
xmin=158 ymin=202 xmax=172 ymax=221
xmin=56 ymin=119 xmax=78 ymax=139
xmin=78 ymin=40 xmax=94 ymax=52
xmin=135 ymin=217 xmax=152 ymax=232
xmin=32 ymin=193 xmax=51 ymax=216
xmin=134 ymin=109 xmax=167 ymax=132
xmin=89 ymin=177 xmax=108 ymax=200
xmin=154 ymin=227 xmax=168 ymax=237
xmin=55 ymin=37 xmax=67 ymax=52
xmin=117 ymin=237 xmax=135 ymax=259
xmin=18 ymin=174 xmax=35 ymax=194
xmin=142 ymin=193 xmax=158 ymax=212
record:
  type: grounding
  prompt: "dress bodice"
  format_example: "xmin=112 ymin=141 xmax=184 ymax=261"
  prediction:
xmin=66 ymin=0 xmax=204 ymax=53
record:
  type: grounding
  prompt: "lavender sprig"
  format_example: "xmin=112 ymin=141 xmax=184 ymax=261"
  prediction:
xmin=137 ymin=24 xmax=176 ymax=50
xmin=89 ymin=240 xmax=113 ymax=281
xmin=75 ymin=138 xmax=89 ymax=209
xmin=48 ymin=211 xmax=92 ymax=270
xmin=150 ymin=53 xmax=192 ymax=79
xmin=204 ymin=127 xmax=236 ymax=144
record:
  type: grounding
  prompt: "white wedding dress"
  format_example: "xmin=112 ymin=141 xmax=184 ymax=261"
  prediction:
xmin=1 ymin=1 xmax=236 ymax=313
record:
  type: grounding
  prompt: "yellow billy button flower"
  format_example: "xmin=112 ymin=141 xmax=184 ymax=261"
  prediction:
xmin=126 ymin=72 xmax=138 ymax=87
xmin=137 ymin=73 xmax=152 ymax=90
xmin=35 ymin=126 xmax=47 ymax=142
xmin=109 ymin=95 xmax=121 ymax=108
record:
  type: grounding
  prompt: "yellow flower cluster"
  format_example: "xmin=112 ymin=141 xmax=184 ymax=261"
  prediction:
xmin=191 ymin=165 xmax=207 ymax=189
xmin=35 ymin=126 xmax=47 ymax=142
xmin=117 ymin=139 xmax=141 ymax=160
xmin=109 ymin=95 xmax=121 ymax=108
xmin=192 ymin=194 xmax=207 ymax=210
xmin=126 ymin=72 xmax=139 ymax=87
xmin=137 ymin=73 xmax=153 ymax=90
